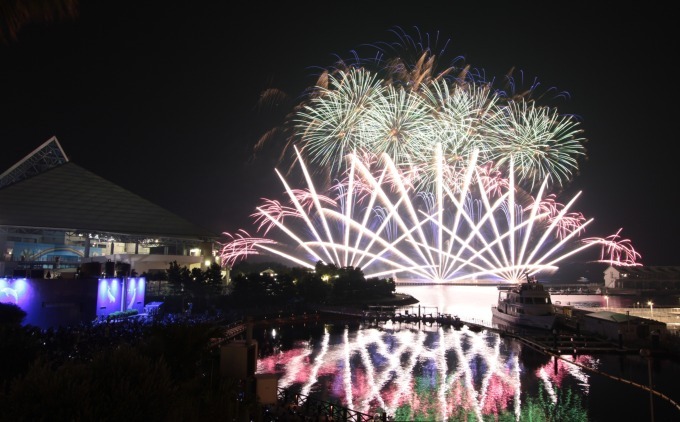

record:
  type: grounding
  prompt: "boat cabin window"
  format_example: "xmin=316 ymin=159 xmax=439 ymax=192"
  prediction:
xmin=519 ymin=297 xmax=551 ymax=304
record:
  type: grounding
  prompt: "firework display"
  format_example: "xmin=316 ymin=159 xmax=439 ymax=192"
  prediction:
xmin=220 ymin=30 xmax=640 ymax=282
xmin=256 ymin=323 xmax=594 ymax=420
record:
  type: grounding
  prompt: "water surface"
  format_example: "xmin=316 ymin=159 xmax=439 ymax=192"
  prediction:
xmin=254 ymin=286 xmax=680 ymax=421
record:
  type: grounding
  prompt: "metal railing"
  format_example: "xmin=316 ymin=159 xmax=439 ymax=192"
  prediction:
xmin=276 ymin=388 xmax=386 ymax=421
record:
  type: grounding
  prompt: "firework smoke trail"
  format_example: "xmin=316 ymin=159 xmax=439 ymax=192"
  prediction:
xmin=537 ymin=368 xmax=559 ymax=404
xmin=218 ymin=230 xmax=278 ymax=265
xmin=257 ymin=326 xmax=523 ymax=418
xmin=436 ymin=327 xmax=449 ymax=421
xmin=299 ymin=329 xmax=330 ymax=401
xmin=342 ymin=329 xmax=353 ymax=410
xmin=221 ymin=142 xmax=621 ymax=283
xmin=280 ymin=36 xmax=587 ymax=195
xmin=224 ymin=28 xmax=640 ymax=278
xmin=583 ymin=228 xmax=641 ymax=266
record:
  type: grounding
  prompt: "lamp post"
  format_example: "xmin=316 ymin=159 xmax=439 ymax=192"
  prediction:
xmin=648 ymin=301 xmax=654 ymax=318
xmin=640 ymin=348 xmax=655 ymax=422
xmin=604 ymin=295 xmax=609 ymax=310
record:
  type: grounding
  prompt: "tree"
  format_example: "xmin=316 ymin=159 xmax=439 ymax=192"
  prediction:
xmin=190 ymin=267 xmax=206 ymax=284
xmin=0 ymin=346 xmax=183 ymax=421
xmin=296 ymin=272 xmax=332 ymax=303
xmin=268 ymin=272 xmax=297 ymax=303
xmin=366 ymin=276 xmax=396 ymax=298
xmin=232 ymin=260 xmax=289 ymax=277
xmin=0 ymin=326 xmax=263 ymax=421
xmin=331 ymin=266 xmax=366 ymax=302
xmin=229 ymin=273 xmax=269 ymax=306
xmin=0 ymin=0 xmax=80 ymax=44
xmin=0 ymin=313 xmax=41 ymax=387
xmin=314 ymin=261 xmax=339 ymax=279
xmin=0 ymin=302 xmax=26 ymax=325
xmin=205 ymin=262 xmax=224 ymax=285
xmin=167 ymin=260 xmax=191 ymax=286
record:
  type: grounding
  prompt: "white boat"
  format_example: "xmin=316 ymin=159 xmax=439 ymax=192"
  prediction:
xmin=491 ymin=277 xmax=557 ymax=330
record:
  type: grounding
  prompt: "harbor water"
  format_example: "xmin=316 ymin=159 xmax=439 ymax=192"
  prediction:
xmin=254 ymin=285 xmax=680 ymax=421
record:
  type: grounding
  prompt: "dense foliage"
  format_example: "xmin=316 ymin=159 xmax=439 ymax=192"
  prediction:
xmin=0 ymin=307 xmax=260 ymax=421
xmin=0 ymin=260 xmax=399 ymax=420
xmin=228 ymin=261 xmax=396 ymax=308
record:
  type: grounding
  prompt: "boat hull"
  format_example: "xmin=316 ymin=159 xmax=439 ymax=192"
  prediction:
xmin=491 ymin=306 xmax=556 ymax=330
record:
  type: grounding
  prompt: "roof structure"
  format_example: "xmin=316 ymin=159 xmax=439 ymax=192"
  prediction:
xmin=584 ymin=310 xmax=666 ymax=327
xmin=610 ymin=265 xmax=680 ymax=280
xmin=0 ymin=136 xmax=69 ymax=189
xmin=0 ymin=137 xmax=218 ymax=242
xmin=584 ymin=310 xmax=638 ymax=323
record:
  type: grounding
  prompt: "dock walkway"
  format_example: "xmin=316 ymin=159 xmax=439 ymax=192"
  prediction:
xmin=348 ymin=308 xmax=633 ymax=355
xmin=501 ymin=329 xmax=631 ymax=355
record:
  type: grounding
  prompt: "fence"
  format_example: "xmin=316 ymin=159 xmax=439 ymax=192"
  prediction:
xmin=277 ymin=388 xmax=386 ymax=421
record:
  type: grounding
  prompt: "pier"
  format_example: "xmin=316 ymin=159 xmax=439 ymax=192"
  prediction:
xmin=511 ymin=331 xmax=629 ymax=355
xmin=208 ymin=320 xmax=247 ymax=348
xmin=355 ymin=306 xmax=633 ymax=355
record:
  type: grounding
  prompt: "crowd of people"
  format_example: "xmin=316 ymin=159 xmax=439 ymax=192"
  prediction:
xmin=18 ymin=308 xmax=240 ymax=367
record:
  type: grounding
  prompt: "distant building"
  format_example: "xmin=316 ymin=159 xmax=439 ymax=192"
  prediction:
xmin=0 ymin=136 xmax=222 ymax=279
xmin=580 ymin=310 xmax=667 ymax=343
xmin=604 ymin=265 xmax=680 ymax=292
xmin=259 ymin=268 xmax=277 ymax=277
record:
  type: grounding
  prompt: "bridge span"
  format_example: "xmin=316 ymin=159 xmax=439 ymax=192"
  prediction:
xmin=395 ymin=280 xmax=505 ymax=286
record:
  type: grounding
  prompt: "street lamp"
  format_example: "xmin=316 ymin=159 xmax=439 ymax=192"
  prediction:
xmin=648 ymin=301 xmax=654 ymax=317
xmin=640 ymin=348 xmax=655 ymax=422
xmin=604 ymin=295 xmax=609 ymax=310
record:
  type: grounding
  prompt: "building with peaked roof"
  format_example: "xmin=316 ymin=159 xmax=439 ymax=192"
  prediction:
xmin=578 ymin=309 xmax=666 ymax=344
xmin=604 ymin=265 xmax=680 ymax=293
xmin=0 ymin=136 xmax=221 ymax=278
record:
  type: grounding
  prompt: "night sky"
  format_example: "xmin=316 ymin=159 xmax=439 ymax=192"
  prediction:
xmin=0 ymin=1 xmax=677 ymax=266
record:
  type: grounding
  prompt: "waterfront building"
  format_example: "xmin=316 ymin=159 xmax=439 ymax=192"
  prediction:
xmin=579 ymin=309 xmax=666 ymax=343
xmin=604 ymin=265 xmax=680 ymax=292
xmin=0 ymin=137 xmax=221 ymax=279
